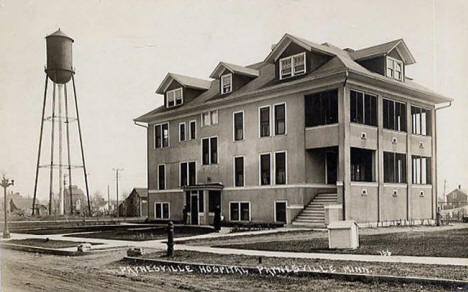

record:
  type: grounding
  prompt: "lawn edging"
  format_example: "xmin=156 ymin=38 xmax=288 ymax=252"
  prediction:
xmin=122 ymin=256 xmax=468 ymax=289
xmin=0 ymin=242 xmax=80 ymax=256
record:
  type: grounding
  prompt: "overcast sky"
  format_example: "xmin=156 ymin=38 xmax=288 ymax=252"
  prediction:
xmin=1 ymin=0 xmax=467 ymax=204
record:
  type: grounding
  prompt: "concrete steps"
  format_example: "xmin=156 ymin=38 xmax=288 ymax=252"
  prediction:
xmin=292 ymin=193 xmax=338 ymax=227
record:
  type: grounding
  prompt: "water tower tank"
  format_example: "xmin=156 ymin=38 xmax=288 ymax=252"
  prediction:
xmin=45 ymin=29 xmax=74 ymax=84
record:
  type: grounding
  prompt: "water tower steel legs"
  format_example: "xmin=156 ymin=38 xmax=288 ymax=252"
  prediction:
xmin=63 ymin=83 xmax=73 ymax=215
xmin=48 ymin=81 xmax=56 ymax=215
xmin=32 ymin=75 xmax=49 ymax=216
xmin=71 ymin=74 xmax=91 ymax=215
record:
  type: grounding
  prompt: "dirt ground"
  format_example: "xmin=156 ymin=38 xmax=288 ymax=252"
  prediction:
xmin=0 ymin=248 xmax=457 ymax=291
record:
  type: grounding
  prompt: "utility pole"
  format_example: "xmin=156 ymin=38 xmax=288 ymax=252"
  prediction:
xmin=113 ymin=168 xmax=123 ymax=218
xmin=1 ymin=176 xmax=14 ymax=239
xmin=107 ymin=185 xmax=110 ymax=215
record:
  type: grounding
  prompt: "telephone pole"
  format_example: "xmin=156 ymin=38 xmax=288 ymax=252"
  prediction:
xmin=112 ymin=168 xmax=123 ymax=218
xmin=107 ymin=185 xmax=110 ymax=215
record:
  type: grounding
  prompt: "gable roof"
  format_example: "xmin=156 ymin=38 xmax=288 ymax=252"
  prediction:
xmin=132 ymin=188 xmax=148 ymax=198
xmin=209 ymin=62 xmax=259 ymax=79
xmin=156 ymin=73 xmax=211 ymax=94
xmin=350 ymin=39 xmax=416 ymax=64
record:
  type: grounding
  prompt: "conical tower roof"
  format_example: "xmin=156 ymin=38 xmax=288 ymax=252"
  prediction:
xmin=46 ymin=28 xmax=74 ymax=42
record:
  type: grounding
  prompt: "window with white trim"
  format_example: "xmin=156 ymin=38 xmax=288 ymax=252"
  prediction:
xmin=179 ymin=122 xmax=186 ymax=142
xmin=229 ymin=201 xmax=250 ymax=221
xmin=260 ymin=153 xmax=271 ymax=185
xmin=202 ymin=137 xmax=218 ymax=165
xmin=279 ymin=52 xmax=306 ymax=79
xmin=154 ymin=123 xmax=169 ymax=148
xmin=155 ymin=202 xmax=169 ymax=219
xmin=158 ymin=164 xmax=166 ymax=190
xmin=234 ymin=156 xmax=244 ymax=187
xmin=274 ymin=151 xmax=287 ymax=185
xmin=201 ymin=110 xmax=218 ymax=127
xmin=166 ymin=88 xmax=183 ymax=108
xmin=221 ymin=73 xmax=232 ymax=94
xmin=233 ymin=111 xmax=244 ymax=141
xmin=189 ymin=120 xmax=196 ymax=140
xmin=259 ymin=106 xmax=270 ymax=137
xmin=411 ymin=106 xmax=431 ymax=136
xmin=386 ymin=57 xmax=403 ymax=81
xmin=412 ymin=156 xmax=431 ymax=184
xmin=180 ymin=161 xmax=196 ymax=186
xmin=274 ymin=103 xmax=286 ymax=135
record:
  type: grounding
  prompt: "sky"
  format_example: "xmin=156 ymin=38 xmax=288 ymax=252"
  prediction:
xmin=0 ymin=0 xmax=467 ymax=204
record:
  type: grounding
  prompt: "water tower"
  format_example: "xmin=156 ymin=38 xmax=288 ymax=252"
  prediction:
xmin=32 ymin=29 xmax=91 ymax=216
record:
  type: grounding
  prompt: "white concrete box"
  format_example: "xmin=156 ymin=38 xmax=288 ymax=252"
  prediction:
xmin=327 ymin=220 xmax=359 ymax=249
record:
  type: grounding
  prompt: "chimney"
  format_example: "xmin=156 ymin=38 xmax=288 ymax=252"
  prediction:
xmin=458 ymin=185 xmax=461 ymax=190
xmin=271 ymin=43 xmax=277 ymax=51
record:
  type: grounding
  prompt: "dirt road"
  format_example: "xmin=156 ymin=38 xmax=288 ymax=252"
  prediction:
xmin=0 ymin=248 xmax=451 ymax=291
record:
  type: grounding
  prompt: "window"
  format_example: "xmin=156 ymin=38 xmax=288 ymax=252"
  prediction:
xmin=198 ymin=191 xmax=204 ymax=212
xmin=384 ymin=152 xmax=406 ymax=183
xmin=233 ymin=111 xmax=244 ymax=141
xmin=305 ymin=90 xmax=338 ymax=127
xmin=158 ymin=164 xmax=166 ymax=190
xmin=279 ymin=52 xmax=306 ymax=79
xmin=411 ymin=106 xmax=431 ymax=136
xmin=386 ymin=57 xmax=403 ymax=81
xmin=229 ymin=202 xmax=250 ymax=221
xmin=221 ymin=73 xmax=232 ymax=94
xmin=189 ymin=120 xmax=196 ymax=140
xmin=351 ymin=148 xmax=374 ymax=182
xmin=208 ymin=191 xmax=221 ymax=212
xmin=179 ymin=123 xmax=186 ymax=142
xmin=274 ymin=103 xmax=286 ymax=135
xmin=383 ymin=99 xmax=407 ymax=132
xmin=166 ymin=88 xmax=183 ymax=108
xmin=260 ymin=153 xmax=271 ymax=185
xmin=154 ymin=202 xmax=169 ymax=219
xmin=154 ymin=123 xmax=169 ymax=148
xmin=180 ymin=161 xmax=196 ymax=186
xmin=275 ymin=152 xmax=287 ymax=185
xmin=412 ymin=156 xmax=431 ymax=184
xmin=201 ymin=110 xmax=218 ymax=127
xmin=259 ymin=106 xmax=270 ymax=137
xmin=350 ymin=90 xmax=377 ymax=126
xmin=234 ymin=156 xmax=244 ymax=187
xmin=201 ymin=137 xmax=218 ymax=165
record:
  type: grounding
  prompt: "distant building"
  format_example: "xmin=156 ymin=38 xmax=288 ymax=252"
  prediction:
xmin=64 ymin=185 xmax=87 ymax=215
xmin=119 ymin=188 xmax=148 ymax=217
xmin=446 ymin=186 xmax=467 ymax=209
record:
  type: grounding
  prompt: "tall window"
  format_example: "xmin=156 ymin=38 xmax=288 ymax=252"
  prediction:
xmin=233 ymin=111 xmax=244 ymax=141
xmin=260 ymin=153 xmax=271 ymax=185
xmin=411 ymin=106 xmax=431 ymax=136
xmin=383 ymin=99 xmax=407 ymax=131
xmin=179 ymin=123 xmax=186 ymax=141
xmin=158 ymin=165 xmax=166 ymax=190
xmin=275 ymin=152 xmax=286 ymax=185
xmin=234 ymin=156 xmax=244 ymax=187
xmin=166 ymin=88 xmax=183 ymax=108
xmin=154 ymin=123 xmax=169 ymax=148
xmin=208 ymin=191 xmax=221 ymax=212
xmin=305 ymin=90 xmax=338 ymax=127
xmin=350 ymin=90 xmax=377 ymax=126
xmin=230 ymin=202 xmax=250 ymax=221
xmin=279 ymin=52 xmax=306 ymax=79
xmin=221 ymin=73 xmax=232 ymax=94
xmin=259 ymin=106 xmax=270 ymax=137
xmin=412 ymin=156 xmax=431 ymax=184
xmin=201 ymin=110 xmax=218 ymax=127
xmin=384 ymin=152 xmax=406 ymax=183
xmin=155 ymin=202 xmax=169 ymax=219
xmin=274 ymin=103 xmax=286 ymax=135
xmin=180 ymin=161 xmax=196 ymax=186
xmin=189 ymin=120 xmax=196 ymax=140
xmin=351 ymin=148 xmax=374 ymax=182
xmin=386 ymin=57 xmax=403 ymax=81
xmin=202 ymin=137 xmax=218 ymax=165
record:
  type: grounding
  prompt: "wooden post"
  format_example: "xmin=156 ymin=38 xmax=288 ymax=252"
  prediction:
xmin=167 ymin=221 xmax=174 ymax=256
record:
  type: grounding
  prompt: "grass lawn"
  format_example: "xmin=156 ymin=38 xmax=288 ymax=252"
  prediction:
xmin=215 ymin=228 xmax=468 ymax=258
xmin=140 ymin=250 xmax=468 ymax=281
xmin=64 ymin=226 xmax=213 ymax=241
xmin=5 ymin=238 xmax=102 ymax=248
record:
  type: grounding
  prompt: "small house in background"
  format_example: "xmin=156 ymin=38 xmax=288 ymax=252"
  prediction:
xmin=31 ymin=204 xmax=48 ymax=216
xmin=118 ymin=188 xmax=148 ymax=217
xmin=64 ymin=185 xmax=87 ymax=215
xmin=446 ymin=185 xmax=468 ymax=209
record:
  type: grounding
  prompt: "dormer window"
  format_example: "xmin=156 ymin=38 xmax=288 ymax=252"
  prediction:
xmin=279 ymin=52 xmax=306 ymax=80
xmin=166 ymin=88 xmax=183 ymax=108
xmin=386 ymin=57 xmax=403 ymax=81
xmin=221 ymin=73 xmax=232 ymax=94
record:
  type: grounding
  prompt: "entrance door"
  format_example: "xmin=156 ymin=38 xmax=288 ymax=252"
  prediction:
xmin=190 ymin=193 xmax=199 ymax=225
xmin=326 ymin=151 xmax=337 ymax=185
xmin=275 ymin=201 xmax=287 ymax=223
